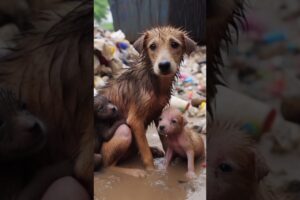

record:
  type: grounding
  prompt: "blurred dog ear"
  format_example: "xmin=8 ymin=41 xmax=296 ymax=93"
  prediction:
xmin=133 ymin=33 xmax=148 ymax=54
xmin=182 ymin=116 xmax=188 ymax=126
xmin=254 ymin=150 xmax=270 ymax=182
xmin=184 ymin=35 xmax=197 ymax=55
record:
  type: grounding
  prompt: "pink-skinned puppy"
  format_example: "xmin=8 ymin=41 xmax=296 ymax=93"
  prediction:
xmin=158 ymin=107 xmax=205 ymax=179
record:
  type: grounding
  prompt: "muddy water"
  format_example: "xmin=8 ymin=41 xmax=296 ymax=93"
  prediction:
xmin=94 ymin=124 xmax=206 ymax=200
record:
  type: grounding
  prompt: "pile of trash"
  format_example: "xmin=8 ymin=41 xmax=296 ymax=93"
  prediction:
xmin=94 ymin=27 xmax=207 ymax=133
xmin=223 ymin=0 xmax=300 ymax=106
xmin=94 ymin=27 xmax=139 ymax=90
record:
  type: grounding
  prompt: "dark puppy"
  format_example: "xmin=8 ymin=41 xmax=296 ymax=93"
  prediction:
xmin=0 ymin=89 xmax=72 ymax=200
xmin=0 ymin=89 xmax=46 ymax=161
xmin=94 ymin=94 xmax=125 ymax=170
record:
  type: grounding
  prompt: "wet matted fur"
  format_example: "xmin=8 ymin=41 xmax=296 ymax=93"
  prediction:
xmin=0 ymin=0 xmax=93 ymax=193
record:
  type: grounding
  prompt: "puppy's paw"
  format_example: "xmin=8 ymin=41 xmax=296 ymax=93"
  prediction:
xmin=127 ymin=169 xmax=147 ymax=178
xmin=186 ymin=171 xmax=197 ymax=180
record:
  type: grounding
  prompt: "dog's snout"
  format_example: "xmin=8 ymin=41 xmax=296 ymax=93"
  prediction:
xmin=159 ymin=125 xmax=165 ymax=131
xmin=158 ymin=61 xmax=171 ymax=73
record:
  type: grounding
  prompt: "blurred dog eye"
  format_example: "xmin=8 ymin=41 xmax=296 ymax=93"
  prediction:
xmin=158 ymin=117 xmax=162 ymax=121
xmin=0 ymin=120 xmax=4 ymax=128
xmin=171 ymin=119 xmax=177 ymax=124
xmin=219 ymin=163 xmax=233 ymax=172
xmin=98 ymin=105 xmax=104 ymax=111
xmin=21 ymin=102 xmax=27 ymax=110
xmin=171 ymin=41 xmax=179 ymax=49
xmin=149 ymin=43 xmax=156 ymax=51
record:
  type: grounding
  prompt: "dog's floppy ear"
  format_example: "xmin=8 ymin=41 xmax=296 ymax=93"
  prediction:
xmin=184 ymin=35 xmax=197 ymax=55
xmin=133 ymin=33 xmax=147 ymax=54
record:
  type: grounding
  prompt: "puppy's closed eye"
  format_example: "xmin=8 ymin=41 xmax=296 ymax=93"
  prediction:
xmin=219 ymin=163 xmax=233 ymax=172
xmin=0 ymin=119 xmax=4 ymax=128
xmin=98 ymin=105 xmax=104 ymax=111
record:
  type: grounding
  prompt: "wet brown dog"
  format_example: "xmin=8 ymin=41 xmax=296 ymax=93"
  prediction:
xmin=100 ymin=26 xmax=197 ymax=170
xmin=158 ymin=107 xmax=205 ymax=179
xmin=93 ymin=95 xmax=125 ymax=170
xmin=207 ymin=121 xmax=282 ymax=200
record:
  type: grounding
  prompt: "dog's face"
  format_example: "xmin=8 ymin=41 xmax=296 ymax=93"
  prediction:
xmin=158 ymin=107 xmax=186 ymax=136
xmin=0 ymin=90 xmax=46 ymax=160
xmin=134 ymin=27 xmax=197 ymax=77
xmin=207 ymin=122 xmax=269 ymax=200
xmin=94 ymin=95 xmax=118 ymax=120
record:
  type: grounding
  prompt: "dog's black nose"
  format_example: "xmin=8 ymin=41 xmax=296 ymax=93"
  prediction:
xmin=158 ymin=61 xmax=171 ymax=73
xmin=159 ymin=126 xmax=165 ymax=131
xmin=111 ymin=106 xmax=117 ymax=113
xmin=30 ymin=122 xmax=43 ymax=137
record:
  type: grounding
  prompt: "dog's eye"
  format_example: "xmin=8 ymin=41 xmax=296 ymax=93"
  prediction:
xmin=149 ymin=43 xmax=156 ymax=51
xmin=171 ymin=119 xmax=177 ymax=124
xmin=98 ymin=105 xmax=104 ymax=111
xmin=219 ymin=163 xmax=233 ymax=172
xmin=171 ymin=41 xmax=179 ymax=49
xmin=158 ymin=117 xmax=162 ymax=121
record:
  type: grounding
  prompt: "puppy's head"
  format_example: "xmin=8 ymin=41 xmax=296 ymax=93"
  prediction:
xmin=134 ymin=26 xmax=197 ymax=77
xmin=0 ymin=89 xmax=46 ymax=160
xmin=158 ymin=107 xmax=187 ymax=136
xmin=207 ymin=121 xmax=269 ymax=200
xmin=94 ymin=95 xmax=118 ymax=120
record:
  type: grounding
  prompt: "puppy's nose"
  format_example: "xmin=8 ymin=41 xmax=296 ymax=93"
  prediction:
xmin=29 ymin=122 xmax=43 ymax=136
xmin=159 ymin=126 xmax=165 ymax=131
xmin=111 ymin=106 xmax=117 ymax=113
xmin=158 ymin=61 xmax=171 ymax=73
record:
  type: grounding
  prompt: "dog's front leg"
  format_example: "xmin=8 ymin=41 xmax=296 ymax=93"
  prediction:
xmin=127 ymin=112 xmax=154 ymax=170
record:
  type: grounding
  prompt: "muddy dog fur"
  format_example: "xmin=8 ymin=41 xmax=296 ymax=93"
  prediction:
xmin=100 ymin=26 xmax=197 ymax=170
xmin=0 ymin=1 xmax=93 ymax=197
xmin=207 ymin=0 xmax=246 ymax=105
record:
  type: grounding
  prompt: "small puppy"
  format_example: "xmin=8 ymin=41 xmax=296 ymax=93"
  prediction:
xmin=0 ymin=89 xmax=46 ymax=160
xmin=207 ymin=121 xmax=281 ymax=200
xmin=93 ymin=94 xmax=125 ymax=169
xmin=0 ymin=88 xmax=72 ymax=200
xmin=158 ymin=107 xmax=205 ymax=179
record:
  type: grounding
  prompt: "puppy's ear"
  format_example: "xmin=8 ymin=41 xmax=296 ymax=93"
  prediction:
xmin=254 ymin=150 xmax=270 ymax=182
xmin=184 ymin=35 xmax=197 ymax=55
xmin=133 ymin=33 xmax=148 ymax=54
xmin=182 ymin=116 xmax=188 ymax=126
